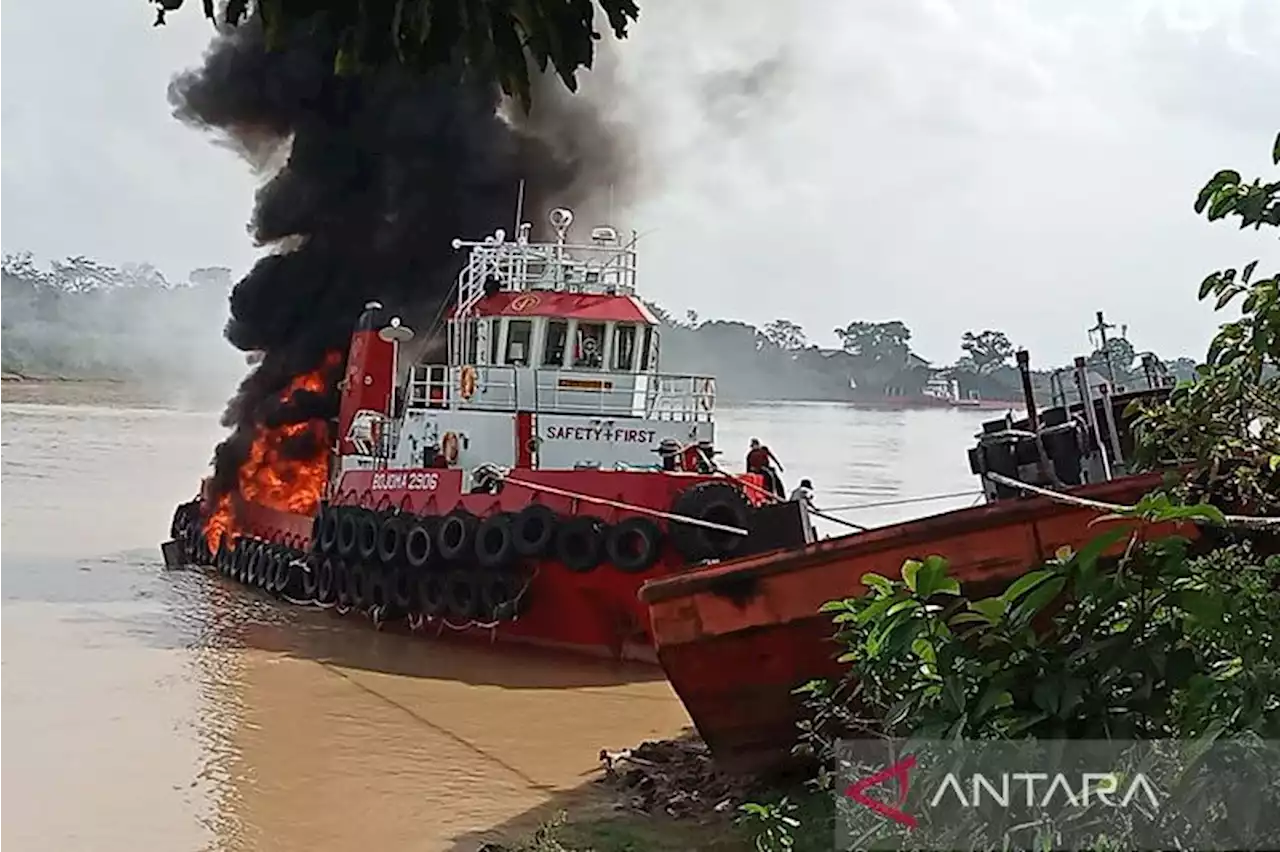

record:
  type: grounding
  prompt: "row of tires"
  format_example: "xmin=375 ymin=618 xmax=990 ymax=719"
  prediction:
xmin=311 ymin=480 xmax=754 ymax=573
xmin=200 ymin=533 xmax=529 ymax=623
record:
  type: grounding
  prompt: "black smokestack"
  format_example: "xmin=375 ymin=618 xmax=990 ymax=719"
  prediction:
xmin=170 ymin=16 xmax=629 ymax=503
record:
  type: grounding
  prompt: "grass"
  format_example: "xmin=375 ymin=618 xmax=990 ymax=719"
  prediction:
xmin=494 ymin=786 xmax=833 ymax=852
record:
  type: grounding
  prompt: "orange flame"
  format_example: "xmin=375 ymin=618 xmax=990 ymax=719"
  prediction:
xmin=204 ymin=353 xmax=342 ymax=552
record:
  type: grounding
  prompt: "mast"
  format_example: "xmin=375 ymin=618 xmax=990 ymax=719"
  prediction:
xmin=1088 ymin=310 xmax=1119 ymax=388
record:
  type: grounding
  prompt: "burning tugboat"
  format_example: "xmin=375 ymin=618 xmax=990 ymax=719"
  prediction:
xmin=164 ymin=206 xmax=812 ymax=661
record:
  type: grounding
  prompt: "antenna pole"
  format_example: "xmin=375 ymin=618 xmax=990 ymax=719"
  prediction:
xmin=513 ymin=179 xmax=526 ymax=236
xmin=1089 ymin=310 xmax=1118 ymax=388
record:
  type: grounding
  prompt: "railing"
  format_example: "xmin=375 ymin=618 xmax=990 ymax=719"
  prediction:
xmin=454 ymin=237 xmax=637 ymax=312
xmin=405 ymin=365 xmax=716 ymax=421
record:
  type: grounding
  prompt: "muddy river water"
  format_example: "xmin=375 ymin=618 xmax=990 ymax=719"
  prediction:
xmin=1 ymin=391 xmax=991 ymax=850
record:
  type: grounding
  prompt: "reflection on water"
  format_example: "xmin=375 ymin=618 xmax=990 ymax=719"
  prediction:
xmin=1 ymin=398 xmax=992 ymax=851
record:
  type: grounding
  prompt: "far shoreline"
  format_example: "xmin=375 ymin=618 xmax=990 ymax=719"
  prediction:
xmin=0 ymin=372 xmax=220 ymax=410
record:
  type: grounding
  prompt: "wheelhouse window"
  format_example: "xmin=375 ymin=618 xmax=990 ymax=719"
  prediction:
xmin=543 ymin=321 xmax=568 ymax=367
xmin=505 ymin=319 xmax=532 ymax=366
xmin=488 ymin=320 xmax=501 ymax=365
xmin=466 ymin=320 xmax=479 ymax=364
xmin=640 ymin=326 xmax=655 ymax=371
xmin=574 ymin=322 xmax=605 ymax=368
xmin=613 ymin=324 xmax=637 ymax=371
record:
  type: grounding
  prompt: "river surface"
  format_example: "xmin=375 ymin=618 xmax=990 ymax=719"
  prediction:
xmin=1 ymin=394 xmax=995 ymax=851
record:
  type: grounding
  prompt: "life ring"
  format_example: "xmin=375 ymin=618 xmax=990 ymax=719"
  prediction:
xmin=474 ymin=513 xmax=517 ymax=569
xmin=442 ymin=432 xmax=460 ymax=466
xmin=437 ymin=510 xmax=478 ymax=562
xmin=459 ymin=366 xmax=478 ymax=400
xmin=605 ymin=517 xmax=663 ymax=574
xmin=669 ymin=481 xmax=753 ymax=563
xmin=512 ymin=504 xmax=557 ymax=557
xmin=555 ymin=516 xmax=606 ymax=573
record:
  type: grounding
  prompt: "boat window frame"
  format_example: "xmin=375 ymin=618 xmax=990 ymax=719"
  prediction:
xmin=574 ymin=321 xmax=607 ymax=370
xmin=613 ymin=323 xmax=638 ymax=372
xmin=543 ymin=320 xmax=569 ymax=368
xmin=505 ymin=318 xmax=533 ymax=366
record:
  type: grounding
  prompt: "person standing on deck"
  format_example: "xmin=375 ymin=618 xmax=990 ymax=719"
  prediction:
xmin=788 ymin=478 xmax=819 ymax=541
xmin=789 ymin=478 xmax=815 ymax=508
xmin=746 ymin=438 xmax=785 ymax=498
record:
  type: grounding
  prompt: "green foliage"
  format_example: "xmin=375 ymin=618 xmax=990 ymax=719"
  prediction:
xmin=800 ymin=517 xmax=1280 ymax=756
xmin=1130 ymin=131 xmax=1280 ymax=513
xmin=960 ymin=329 xmax=1015 ymax=375
xmin=737 ymin=797 xmax=800 ymax=852
xmin=151 ymin=0 xmax=640 ymax=111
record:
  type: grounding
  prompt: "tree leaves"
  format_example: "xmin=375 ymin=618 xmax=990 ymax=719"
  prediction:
xmin=151 ymin=0 xmax=641 ymax=111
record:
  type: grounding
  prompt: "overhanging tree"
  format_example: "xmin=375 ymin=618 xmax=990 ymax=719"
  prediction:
xmin=151 ymin=0 xmax=641 ymax=110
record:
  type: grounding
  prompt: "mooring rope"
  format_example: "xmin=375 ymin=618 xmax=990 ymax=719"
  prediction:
xmin=498 ymin=471 xmax=749 ymax=536
xmin=984 ymin=471 xmax=1280 ymax=530
xmin=821 ymin=489 xmax=984 ymax=513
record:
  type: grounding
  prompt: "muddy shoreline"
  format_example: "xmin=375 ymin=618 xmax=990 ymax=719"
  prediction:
xmin=0 ymin=373 xmax=223 ymax=409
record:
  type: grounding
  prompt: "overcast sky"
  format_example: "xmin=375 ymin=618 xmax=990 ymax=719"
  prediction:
xmin=2 ymin=0 xmax=1277 ymax=366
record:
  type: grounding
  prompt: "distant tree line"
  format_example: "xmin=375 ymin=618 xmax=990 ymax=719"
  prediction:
xmin=1 ymin=252 xmax=239 ymax=387
xmin=1 ymin=252 xmax=1196 ymax=406
xmin=646 ymin=304 xmax=1197 ymax=405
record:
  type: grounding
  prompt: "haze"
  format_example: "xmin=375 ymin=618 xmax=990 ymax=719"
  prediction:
xmin=3 ymin=0 xmax=1277 ymax=368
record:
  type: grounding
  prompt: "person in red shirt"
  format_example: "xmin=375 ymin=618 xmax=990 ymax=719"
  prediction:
xmin=746 ymin=438 xmax=785 ymax=497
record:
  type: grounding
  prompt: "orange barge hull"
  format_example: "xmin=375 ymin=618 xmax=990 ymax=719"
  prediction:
xmin=638 ymin=473 xmax=1181 ymax=775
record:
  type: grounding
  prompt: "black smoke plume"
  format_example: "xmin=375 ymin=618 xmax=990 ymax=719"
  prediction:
xmin=169 ymin=16 xmax=629 ymax=503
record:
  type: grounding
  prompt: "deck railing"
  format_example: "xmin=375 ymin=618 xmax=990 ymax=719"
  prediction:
xmin=405 ymin=365 xmax=715 ymax=422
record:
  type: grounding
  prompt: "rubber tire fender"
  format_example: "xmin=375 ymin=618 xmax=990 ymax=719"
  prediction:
xmin=310 ymin=507 xmax=327 ymax=553
xmin=479 ymin=570 xmax=527 ymax=621
xmin=474 ymin=513 xmax=517 ymax=569
xmin=417 ymin=572 xmax=446 ymax=617
xmin=273 ymin=549 xmax=293 ymax=593
xmin=356 ymin=511 xmax=381 ymax=562
xmin=350 ymin=562 xmax=372 ymax=610
xmin=443 ymin=568 xmax=481 ymax=619
xmin=376 ymin=515 xmax=407 ymax=565
xmin=334 ymin=559 xmax=354 ymax=608
xmin=555 ymin=516 xmax=606 ymax=573
xmin=336 ymin=509 xmax=360 ymax=559
xmin=367 ymin=566 xmax=389 ymax=611
xmin=437 ymin=510 xmax=478 ymax=563
xmin=316 ymin=558 xmax=337 ymax=604
xmin=301 ymin=556 xmax=320 ymax=600
xmin=404 ymin=519 xmax=434 ymax=569
xmin=320 ymin=508 xmax=340 ymax=554
xmin=605 ymin=517 xmax=663 ymax=574
xmin=669 ymin=481 xmax=753 ymax=563
xmin=388 ymin=567 xmax=415 ymax=612
xmin=512 ymin=504 xmax=557 ymax=557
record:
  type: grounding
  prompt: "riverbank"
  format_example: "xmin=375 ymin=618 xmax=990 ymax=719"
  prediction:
xmin=483 ymin=734 xmax=831 ymax=852
xmin=0 ymin=372 xmax=223 ymax=410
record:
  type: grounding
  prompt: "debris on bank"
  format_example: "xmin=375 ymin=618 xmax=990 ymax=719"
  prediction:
xmin=596 ymin=733 xmax=755 ymax=819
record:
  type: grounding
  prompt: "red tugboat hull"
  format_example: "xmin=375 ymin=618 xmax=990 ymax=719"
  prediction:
xmin=223 ymin=467 xmax=769 ymax=663
xmin=638 ymin=472 xmax=1187 ymax=774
